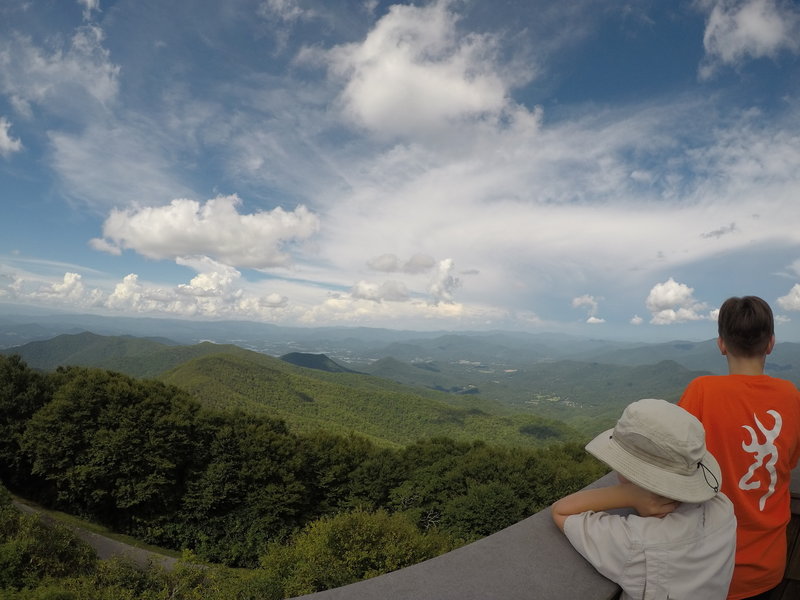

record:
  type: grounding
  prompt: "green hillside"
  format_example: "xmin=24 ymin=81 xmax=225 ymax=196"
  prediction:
xmin=0 ymin=332 xmax=244 ymax=379
xmin=359 ymin=355 xmax=710 ymax=435
xmin=2 ymin=330 xmax=708 ymax=442
xmin=365 ymin=356 xmax=472 ymax=393
xmin=465 ymin=359 xmax=709 ymax=433
xmin=2 ymin=332 xmax=582 ymax=447
xmin=157 ymin=350 xmax=580 ymax=448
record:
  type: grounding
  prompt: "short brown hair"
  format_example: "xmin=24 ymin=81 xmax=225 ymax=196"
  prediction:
xmin=717 ymin=296 xmax=774 ymax=357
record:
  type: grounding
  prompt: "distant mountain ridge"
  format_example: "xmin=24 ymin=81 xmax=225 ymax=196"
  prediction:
xmin=3 ymin=307 xmax=800 ymax=437
xmin=158 ymin=349 xmax=579 ymax=447
xmin=1 ymin=332 xmax=581 ymax=448
xmin=0 ymin=331 xmax=240 ymax=379
xmin=7 ymin=305 xmax=799 ymax=380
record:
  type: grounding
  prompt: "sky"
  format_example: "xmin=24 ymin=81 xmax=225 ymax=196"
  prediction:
xmin=1 ymin=0 xmax=800 ymax=341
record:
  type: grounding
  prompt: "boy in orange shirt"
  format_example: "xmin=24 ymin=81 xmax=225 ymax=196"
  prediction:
xmin=679 ymin=296 xmax=800 ymax=600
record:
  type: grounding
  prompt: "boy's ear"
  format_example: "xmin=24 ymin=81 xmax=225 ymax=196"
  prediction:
xmin=717 ymin=337 xmax=727 ymax=356
xmin=766 ymin=334 xmax=776 ymax=355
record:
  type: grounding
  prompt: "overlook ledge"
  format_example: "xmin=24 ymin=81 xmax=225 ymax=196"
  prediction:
xmin=293 ymin=468 xmax=800 ymax=600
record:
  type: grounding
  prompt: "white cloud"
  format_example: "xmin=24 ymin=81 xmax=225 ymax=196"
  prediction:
xmin=787 ymin=259 xmax=800 ymax=278
xmin=324 ymin=0 xmax=530 ymax=140
xmin=0 ymin=271 xmax=103 ymax=308
xmin=102 ymin=265 xmax=291 ymax=319
xmin=629 ymin=169 xmax=654 ymax=183
xmin=0 ymin=116 xmax=22 ymax=157
xmin=630 ymin=315 xmax=644 ymax=325
xmin=107 ymin=274 xmax=167 ymax=312
xmin=175 ymin=256 xmax=241 ymax=297
xmin=0 ymin=25 xmax=119 ymax=119
xmin=258 ymin=0 xmax=314 ymax=22
xmin=572 ymin=295 xmax=607 ymax=323
xmin=78 ymin=0 xmax=100 ymax=21
xmin=91 ymin=195 xmax=320 ymax=269
xmin=777 ymin=283 xmax=800 ymax=311
xmin=572 ymin=294 xmax=603 ymax=322
xmin=645 ymin=278 xmax=712 ymax=324
xmin=366 ymin=253 xmax=401 ymax=272
xmin=699 ymin=0 xmax=800 ymax=78
xmin=429 ymin=258 xmax=460 ymax=304
xmin=299 ymin=291 xmax=472 ymax=327
xmin=701 ymin=222 xmax=738 ymax=239
xmin=350 ymin=279 xmax=410 ymax=302
xmin=403 ymin=253 xmax=438 ymax=274
xmin=367 ymin=253 xmax=436 ymax=273
xmin=310 ymin=100 xmax=800 ymax=327
xmin=49 ymin=272 xmax=86 ymax=301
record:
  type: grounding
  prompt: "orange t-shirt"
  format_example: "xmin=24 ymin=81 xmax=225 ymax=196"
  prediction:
xmin=679 ymin=375 xmax=800 ymax=599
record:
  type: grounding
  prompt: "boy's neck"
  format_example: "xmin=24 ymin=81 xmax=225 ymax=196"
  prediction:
xmin=726 ymin=354 xmax=766 ymax=376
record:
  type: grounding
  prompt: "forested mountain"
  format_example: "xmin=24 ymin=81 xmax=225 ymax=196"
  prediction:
xmin=356 ymin=355 xmax=711 ymax=434
xmin=4 ymin=318 xmax=798 ymax=597
xmin=0 ymin=355 xmax=606 ymax=597
xmin=2 ymin=333 xmax=581 ymax=448
xmin=0 ymin=331 xmax=193 ymax=378
xmin=5 ymin=327 xmax=799 ymax=441
xmin=158 ymin=351 xmax=580 ymax=448
xmin=3 ymin=306 xmax=800 ymax=382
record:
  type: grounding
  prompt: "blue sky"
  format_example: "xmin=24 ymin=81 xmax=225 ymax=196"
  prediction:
xmin=1 ymin=0 xmax=800 ymax=341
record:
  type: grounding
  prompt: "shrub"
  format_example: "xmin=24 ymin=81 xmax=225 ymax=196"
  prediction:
xmin=259 ymin=508 xmax=454 ymax=596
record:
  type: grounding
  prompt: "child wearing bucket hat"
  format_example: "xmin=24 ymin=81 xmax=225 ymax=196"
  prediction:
xmin=552 ymin=398 xmax=736 ymax=600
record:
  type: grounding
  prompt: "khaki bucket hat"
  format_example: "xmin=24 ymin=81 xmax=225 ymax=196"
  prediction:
xmin=586 ymin=398 xmax=721 ymax=503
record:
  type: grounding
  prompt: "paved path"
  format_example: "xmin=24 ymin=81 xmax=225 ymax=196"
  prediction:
xmin=12 ymin=500 xmax=178 ymax=570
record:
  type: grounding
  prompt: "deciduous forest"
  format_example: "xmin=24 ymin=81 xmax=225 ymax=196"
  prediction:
xmin=0 ymin=354 xmax=606 ymax=598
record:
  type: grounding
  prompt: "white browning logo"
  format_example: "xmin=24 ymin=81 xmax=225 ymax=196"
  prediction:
xmin=739 ymin=410 xmax=782 ymax=511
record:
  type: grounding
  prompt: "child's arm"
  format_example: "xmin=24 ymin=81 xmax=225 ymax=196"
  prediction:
xmin=551 ymin=482 xmax=680 ymax=532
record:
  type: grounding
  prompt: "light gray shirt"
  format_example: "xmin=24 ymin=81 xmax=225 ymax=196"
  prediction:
xmin=564 ymin=493 xmax=736 ymax=600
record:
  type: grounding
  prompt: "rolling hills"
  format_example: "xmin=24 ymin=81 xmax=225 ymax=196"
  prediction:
xmin=157 ymin=349 xmax=578 ymax=447
xmin=1 ymin=333 xmax=581 ymax=448
xmin=0 ymin=331 xmax=236 ymax=379
xmin=5 ymin=323 xmax=800 ymax=439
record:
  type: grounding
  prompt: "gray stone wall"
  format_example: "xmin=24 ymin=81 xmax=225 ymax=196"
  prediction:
xmin=292 ymin=468 xmax=800 ymax=600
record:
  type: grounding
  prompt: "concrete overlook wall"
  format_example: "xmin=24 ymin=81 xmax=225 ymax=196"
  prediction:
xmin=292 ymin=468 xmax=800 ymax=600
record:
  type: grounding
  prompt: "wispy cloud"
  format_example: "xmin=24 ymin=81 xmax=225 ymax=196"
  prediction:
xmin=0 ymin=26 xmax=119 ymax=120
xmin=77 ymin=0 xmax=101 ymax=22
xmin=1 ymin=1 xmax=799 ymax=334
xmin=698 ymin=0 xmax=800 ymax=79
xmin=572 ymin=294 xmax=605 ymax=324
xmin=0 ymin=117 xmax=22 ymax=157
xmin=701 ymin=222 xmax=738 ymax=239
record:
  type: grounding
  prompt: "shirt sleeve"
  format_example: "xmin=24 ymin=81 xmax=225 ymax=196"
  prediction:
xmin=563 ymin=511 xmax=643 ymax=588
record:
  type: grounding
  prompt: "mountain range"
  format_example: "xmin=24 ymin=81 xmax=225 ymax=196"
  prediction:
xmin=0 ymin=331 xmax=579 ymax=448
xmin=3 ymin=306 xmax=800 ymax=439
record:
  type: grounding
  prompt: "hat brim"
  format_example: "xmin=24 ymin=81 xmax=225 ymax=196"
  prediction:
xmin=585 ymin=428 xmax=722 ymax=503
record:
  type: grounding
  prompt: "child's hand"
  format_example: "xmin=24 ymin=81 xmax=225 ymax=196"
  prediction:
xmin=621 ymin=482 xmax=680 ymax=518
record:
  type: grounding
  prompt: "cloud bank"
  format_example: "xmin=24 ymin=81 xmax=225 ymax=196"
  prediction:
xmin=0 ymin=0 xmax=799 ymax=337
